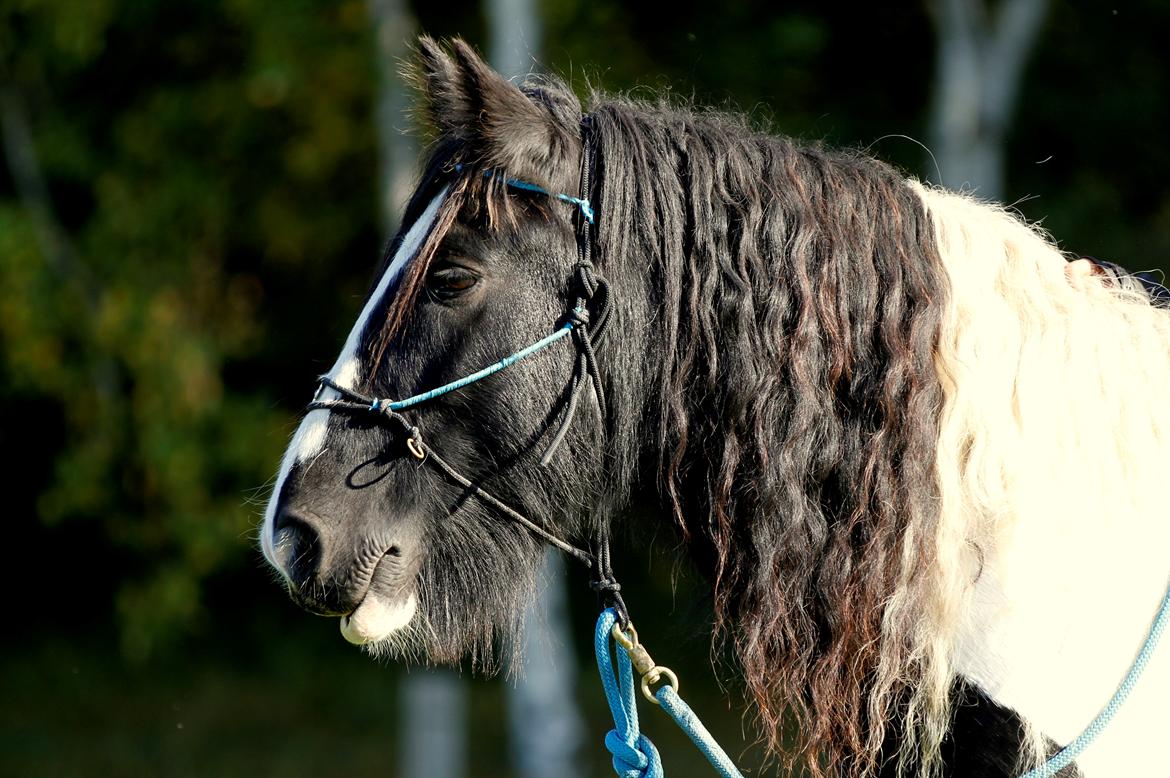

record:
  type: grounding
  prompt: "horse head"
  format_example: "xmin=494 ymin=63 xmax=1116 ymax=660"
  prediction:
xmin=259 ymin=35 xmax=950 ymax=770
xmin=261 ymin=38 xmax=629 ymax=667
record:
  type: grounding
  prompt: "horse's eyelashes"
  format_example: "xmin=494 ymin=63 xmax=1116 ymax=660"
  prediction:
xmin=426 ymin=266 xmax=479 ymax=300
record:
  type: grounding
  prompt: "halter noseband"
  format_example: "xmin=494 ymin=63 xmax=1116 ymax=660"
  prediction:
xmin=307 ymin=119 xmax=629 ymax=624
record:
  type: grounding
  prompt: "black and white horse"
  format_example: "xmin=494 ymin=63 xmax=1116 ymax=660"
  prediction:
xmin=262 ymin=38 xmax=1169 ymax=777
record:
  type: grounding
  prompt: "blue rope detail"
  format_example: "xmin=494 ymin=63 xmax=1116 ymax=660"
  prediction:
xmin=453 ymin=164 xmax=595 ymax=224
xmin=1019 ymin=579 xmax=1170 ymax=778
xmin=654 ymin=686 xmax=743 ymax=778
xmin=595 ymin=609 xmax=663 ymax=778
xmin=595 ymin=609 xmax=745 ymax=778
xmin=387 ymin=323 xmax=573 ymax=411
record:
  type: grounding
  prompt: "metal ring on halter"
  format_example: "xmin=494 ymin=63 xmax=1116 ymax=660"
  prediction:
xmin=406 ymin=436 xmax=426 ymax=460
xmin=641 ymin=665 xmax=679 ymax=705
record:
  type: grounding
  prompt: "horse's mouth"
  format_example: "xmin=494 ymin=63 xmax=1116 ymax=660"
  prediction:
xmin=336 ymin=549 xmax=419 ymax=646
xmin=279 ymin=536 xmax=419 ymax=645
xmin=340 ymin=590 xmax=417 ymax=645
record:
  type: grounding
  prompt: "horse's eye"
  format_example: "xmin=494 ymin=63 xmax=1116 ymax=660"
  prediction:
xmin=427 ymin=266 xmax=478 ymax=299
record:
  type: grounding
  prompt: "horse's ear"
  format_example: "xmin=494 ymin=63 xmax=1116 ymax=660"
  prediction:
xmin=412 ymin=36 xmax=461 ymax=134
xmin=410 ymin=36 xmax=576 ymax=182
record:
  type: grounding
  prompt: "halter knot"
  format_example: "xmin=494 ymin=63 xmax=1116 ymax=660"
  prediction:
xmin=569 ymin=307 xmax=592 ymax=327
xmin=576 ymin=260 xmax=599 ymax=294
xmin=590 ymin=578 xmax=621 ymax=594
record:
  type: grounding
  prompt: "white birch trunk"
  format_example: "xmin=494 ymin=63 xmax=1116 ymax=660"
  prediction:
xmin=369 ymin=0 xmax=420 ymax=231
xmin=367 ymin=3 xmax=470 ymax=777
xmin=487 ymin=0 xmax=541 ymax=81
xmin=928 ymin=0 xmax=1050 ymax=199
xmin=507 ymin=553 xmax=585 ymax=778
xmin=485 ymin=2 xmax=586 ymax=775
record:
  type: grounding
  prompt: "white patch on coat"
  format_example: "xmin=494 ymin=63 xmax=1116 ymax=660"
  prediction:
xmin=261 ymin=189 xmax=448 ymax=569
xmin=911 ymin=181 xmax=1170 ymax=777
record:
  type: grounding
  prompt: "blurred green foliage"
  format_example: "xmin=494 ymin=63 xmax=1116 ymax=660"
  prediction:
xmin=0 ymin=0 xmax=382 ymax=660
xmin=1 ymin=0 xmax=1168 ymax=772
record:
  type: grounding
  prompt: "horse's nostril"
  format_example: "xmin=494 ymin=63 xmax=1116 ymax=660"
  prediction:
xmin=273 ymin=511 xmax=322 ymax=591
xmin=269 ymin=505 xmax=414 ymax=617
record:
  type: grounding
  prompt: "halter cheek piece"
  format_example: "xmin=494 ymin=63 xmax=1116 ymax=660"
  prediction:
xmin=306 ymin=119 xmax=630 ymax=625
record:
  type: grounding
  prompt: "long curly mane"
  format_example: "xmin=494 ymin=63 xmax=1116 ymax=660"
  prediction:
xmin=591 ymin=98 xmax=951 ymax=775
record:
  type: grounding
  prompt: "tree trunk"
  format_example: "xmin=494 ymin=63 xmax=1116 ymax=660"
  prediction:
xmin=487 ymin=0 xmax=541 ymax=81
xmin=484 ymin=2 xmax=586 ymax=775
xmin=367 ymin=3 xmax=471 ymax=777
xmin=397 ymin=668 xmax=469 ymax=778
xmin=368 ymin=0 xmax=420 ymax=231
xmin=507 ymin=553 xmax=585 ymax=778
xmin=928 ymin=0 xmax=1050 ymax=200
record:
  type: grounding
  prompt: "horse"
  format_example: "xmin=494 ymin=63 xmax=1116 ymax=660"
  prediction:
xmin=260 ymin=37 xmax=1170 ymax=777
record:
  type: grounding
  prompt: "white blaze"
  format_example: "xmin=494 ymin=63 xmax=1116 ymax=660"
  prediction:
xmin=261 ymin=189 xmax=448 ymax=567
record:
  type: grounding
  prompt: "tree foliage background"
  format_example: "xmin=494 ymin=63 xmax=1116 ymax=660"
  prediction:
xmin=2 ymin=1 xmax=1167 ymax=775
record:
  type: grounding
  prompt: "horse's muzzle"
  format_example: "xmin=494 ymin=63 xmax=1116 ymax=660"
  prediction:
xmin=270 ymin=505 xmax=414 ymax=617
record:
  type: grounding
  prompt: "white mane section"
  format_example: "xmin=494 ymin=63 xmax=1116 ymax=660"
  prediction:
xmin=912 ymin=182 xmax=1170 ymax=776
xmin=261 ymin=189 xmax=448 ymax=568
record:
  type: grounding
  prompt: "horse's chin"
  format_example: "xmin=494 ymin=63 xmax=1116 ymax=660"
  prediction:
xmin=339 ymin=590 xmax=417 ymax=645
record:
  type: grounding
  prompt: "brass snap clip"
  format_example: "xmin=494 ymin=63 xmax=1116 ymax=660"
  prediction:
xmin=612 ymin=621 xmax=680 ymax=705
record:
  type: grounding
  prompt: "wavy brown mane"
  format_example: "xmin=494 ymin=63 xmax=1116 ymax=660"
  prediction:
xmin=589 ymin=99 xmax=949 ymax=775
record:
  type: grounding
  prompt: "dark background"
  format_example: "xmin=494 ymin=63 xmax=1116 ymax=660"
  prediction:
xmin=2 ymin=1 xmax=1167 ymax=775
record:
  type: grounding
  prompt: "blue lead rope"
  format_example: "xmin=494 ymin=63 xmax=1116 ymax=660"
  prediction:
xmin=654 ymin=686 xmax=744 ymax=778
xmin=595 ymin=609 xmax=663 ymax=778
xmin=1019 ymin=578 xmax=1170 ymax=778
xmin=597 ymin=578 xmax=1168 ymax=778
xmin=595 ymin=609 xmax=744 ymax=778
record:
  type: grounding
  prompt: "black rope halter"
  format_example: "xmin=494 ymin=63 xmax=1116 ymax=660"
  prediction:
xmin=307 ymin=117 xmax=629 ymax=626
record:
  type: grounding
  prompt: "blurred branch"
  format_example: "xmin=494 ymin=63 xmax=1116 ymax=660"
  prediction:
xmin=0 ymin=84 xmax=100 ymax=304
xmin=928 ymin=0 xmax=1050 ymax=198
xmin=0 ymin=84 xmax=115 ymax=402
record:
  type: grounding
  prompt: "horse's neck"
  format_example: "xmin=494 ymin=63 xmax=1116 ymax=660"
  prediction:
xmin=917 ymin=184 xmax=1170 ymax=776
